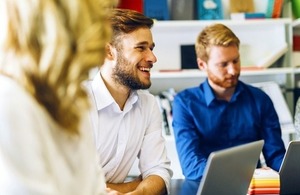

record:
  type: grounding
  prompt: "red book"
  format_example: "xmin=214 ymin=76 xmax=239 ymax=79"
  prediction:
xmin=117 ymin=0 xmax=143 ymax=13
xmin=248 ymin=187 xmax=280 ymax=194
xmin=293 ymin=36 xmax=300 ymax=51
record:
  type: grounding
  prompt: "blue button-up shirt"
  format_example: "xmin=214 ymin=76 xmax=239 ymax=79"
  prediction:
xmin=172 ymin=79 xmax=286 ymax=181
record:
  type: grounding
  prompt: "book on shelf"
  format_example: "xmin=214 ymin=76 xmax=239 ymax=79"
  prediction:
xmin=230 ymin=12 xmax=266 ymax=20
xmin=143 ymin=0 xmax=169 ymax=20
xmin=230 ymin=0 xmax=254 ymax=13
xmin=155 ymin=88 xmax=177 ymax=136
xmin=170 ymin=0 xmax=196 ymax=20
xmin=255 ymin=43 xmax=288 ymax=68
xmin=197 ymin=0 xmax=224 ymax=20
xmin=239 ymin=42 xmax=288 ymax=69
xmin=155 ymin=96 xmax=171 ymax=136
xmin=248 ymin=168 xmax=280 ymax=195
xmin=268 ymin=0 xmax=284 ymax=18
xmin=117 ymin=0 xmax=143 ymax=13
xmin=266 ymin=0 xmax=275 ymax=18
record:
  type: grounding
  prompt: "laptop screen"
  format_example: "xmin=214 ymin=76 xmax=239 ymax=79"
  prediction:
xmin=197 ymin=140 xmax=264 ymax=195
xmin=279 ymin=140 xmax=300 ymax=195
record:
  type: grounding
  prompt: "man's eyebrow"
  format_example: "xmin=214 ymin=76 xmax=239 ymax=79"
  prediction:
xmin=135 ymin=41 xmax=155 ymax=48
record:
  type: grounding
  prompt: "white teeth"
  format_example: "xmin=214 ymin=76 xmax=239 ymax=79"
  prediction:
xmin=140 ymin=67 xmax=150 ymax=72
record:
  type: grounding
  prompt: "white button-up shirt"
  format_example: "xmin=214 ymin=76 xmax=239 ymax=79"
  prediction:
xmin=86 ymin=72 xmax=172 ymax=190
xmin=0 ymin=76 xmax=107 ymax=195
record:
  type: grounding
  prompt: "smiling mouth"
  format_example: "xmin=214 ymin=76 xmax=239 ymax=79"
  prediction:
xmin=139 ymin=67 xmax=151 ymax=72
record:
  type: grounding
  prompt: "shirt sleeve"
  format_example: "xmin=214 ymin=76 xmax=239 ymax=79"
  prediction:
xmin=172 ymin=93 xmax=207 ymax=181
xmin=258 ymin=93 xmax=286 ymax=171
xmin=138 ymin=95 xmax=173 ymax=193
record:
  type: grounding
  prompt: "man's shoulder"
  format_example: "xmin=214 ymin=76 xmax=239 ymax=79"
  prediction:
xmin=175 ymin=86 xmax=199 ymax=98
xmin=239 ymin=82 xmax=271 ymax=102
xmin=137 ymin=90 xmax=155 ymax=98
xmin=240 ymin=82 xmax=267 ymax=95
xmin=134 ymin=90 xmax=161 ymax=113
xmin=136 ymin=90 xmax=157 ymax=103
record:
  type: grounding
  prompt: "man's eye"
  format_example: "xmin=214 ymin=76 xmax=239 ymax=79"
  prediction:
xmin=136 ymin=46 xmax=146 ymax=51
xmin=233 ymin=59 xmax=240 ymax=64
xmin=219 ymin=63 xmax=227 ymax=68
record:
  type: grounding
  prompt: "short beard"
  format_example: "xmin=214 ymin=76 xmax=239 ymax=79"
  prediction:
xmin=112 ymin=54 xmax=151 ymax=90
xmin=207 ymin=70 xmax=239 ymax=88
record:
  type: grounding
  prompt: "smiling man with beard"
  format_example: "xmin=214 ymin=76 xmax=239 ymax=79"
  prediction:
xmin=85 ymin=8 xmax=172 ymax=195
xmin=172 ymin=23 xmax=286 ymax=182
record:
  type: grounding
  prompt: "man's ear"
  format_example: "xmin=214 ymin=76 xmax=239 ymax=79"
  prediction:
xmin=106 ymin=43 xmax=115 ymax=60
xmin=197 ymin=57 xmax=206 ymax=71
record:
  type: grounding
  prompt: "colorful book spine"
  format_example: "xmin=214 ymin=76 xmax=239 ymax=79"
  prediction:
xmin=117 ymin=0 xmax=143 ymax=13
xmin=266 ymin=0 xmax=274 ymax=18
xmin=272 ymin=0 xmax=284 ymax=18
xmin=197 ymin=0 xmax=224 ymax=20
xmin=248 ymin=169 xmax=280 ymax=195
xmin=171 ymin=0 xmax=195 ymax=20
xmin=143 ymin=0 xmax=169 ymax=20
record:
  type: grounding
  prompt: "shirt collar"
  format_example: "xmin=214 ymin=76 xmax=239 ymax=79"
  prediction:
xmin=203 ymin=79 xmax=244 ymax=106
xmin=91 ymin=71 xmax=114 ymax=110
xmin=91 ymin=71 xmax=139 ymax=111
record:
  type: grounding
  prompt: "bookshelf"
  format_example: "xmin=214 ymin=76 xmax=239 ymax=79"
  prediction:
xmin=292 ymin=18 xmax=300 ymax=28
xmin=143 ymin=19 xmax=297 ymax=179
xmin=292 ymin=18 xmax=300 ymax=68
xmin=129 ymin=17 xmax=298 ymax=179
xmin=149 ymin=18 xmax=295 ymax=110
xmin=151 ymin=18 xmax=292 ymax=71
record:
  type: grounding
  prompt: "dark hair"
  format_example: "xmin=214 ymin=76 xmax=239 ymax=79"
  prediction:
xmin=110 ymin=8 xmax=154 ymax=47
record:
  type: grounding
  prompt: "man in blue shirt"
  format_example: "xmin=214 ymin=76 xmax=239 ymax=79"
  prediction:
xmin=172 ymin=23 xmax=286 ymax=181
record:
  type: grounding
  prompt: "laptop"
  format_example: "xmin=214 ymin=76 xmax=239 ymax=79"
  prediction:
xmin=197 ymin=140 xmax=264 ymax=195
xmin=279 ymin=140 xmax=300 ymax=195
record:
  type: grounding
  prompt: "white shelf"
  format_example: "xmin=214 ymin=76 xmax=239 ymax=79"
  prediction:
xmin=151 ymin=67 xmax=295 ymax=79
xmin=151 ymin=69 xmax=205 ymax=78
xmin=292 ymin=18 xmax=300 ymax=28
xmin=153 ymin=18 xmax=291 ymax=28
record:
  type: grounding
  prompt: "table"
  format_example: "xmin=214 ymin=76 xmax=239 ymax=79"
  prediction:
xmin=169 ymin=179 xmax=200 ymax=195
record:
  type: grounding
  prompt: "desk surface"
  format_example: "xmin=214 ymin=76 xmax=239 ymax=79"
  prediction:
xmin=169 ymin=179 xmax=199 ymax=195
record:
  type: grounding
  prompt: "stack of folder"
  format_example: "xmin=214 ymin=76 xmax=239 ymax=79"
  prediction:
xmin=248 ymin=169 xmax=280 ymax=195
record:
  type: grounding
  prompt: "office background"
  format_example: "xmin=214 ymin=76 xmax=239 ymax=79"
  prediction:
xmin=117 ymin=0 xmax=300 ymax=179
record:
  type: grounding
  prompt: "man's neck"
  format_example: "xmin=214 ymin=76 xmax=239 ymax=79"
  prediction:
xmin=209 ymin=82 xmax=236 ymax=102
xmin=101 ymin=73 xmax=130 ymax=111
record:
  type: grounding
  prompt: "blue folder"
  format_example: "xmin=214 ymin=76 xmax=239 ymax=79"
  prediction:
xmin=144 ymin=0 xmax=170 ymax=20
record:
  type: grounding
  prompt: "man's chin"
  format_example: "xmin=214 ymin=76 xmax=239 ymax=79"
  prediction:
xmin=223 ymin=82 xmax=237 ymax=88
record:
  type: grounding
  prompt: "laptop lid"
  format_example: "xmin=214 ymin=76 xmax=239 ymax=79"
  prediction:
xmin=197 ymin=140 xmax=264 ymax=195
xmin=279 ymin=140 xmax=300 ymax=195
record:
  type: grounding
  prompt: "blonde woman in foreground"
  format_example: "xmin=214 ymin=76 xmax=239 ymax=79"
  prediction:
xmin=0 ymin=0 xmax=123 ymax=194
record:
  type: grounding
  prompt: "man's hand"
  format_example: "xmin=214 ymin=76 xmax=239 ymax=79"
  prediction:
xmin=106 ymin=175 xmax=142 ymax=193
xmin=106 ymin=175 xmax=167 ymax=195
xmin=106 ymin=187 xmax=125 ymax=195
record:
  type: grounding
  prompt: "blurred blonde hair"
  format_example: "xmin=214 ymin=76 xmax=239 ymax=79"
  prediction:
xmin=195 ymin=23 xmax=240 ymax=62
xmin=0 ymin=0 xmax=118 ymax=134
